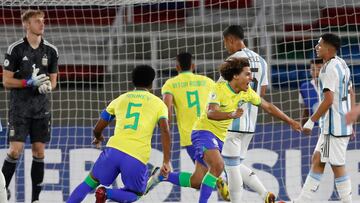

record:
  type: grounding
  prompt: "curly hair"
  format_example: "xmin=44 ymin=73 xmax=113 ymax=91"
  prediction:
xmin=219 ymin=57 xmax=250 ymax=81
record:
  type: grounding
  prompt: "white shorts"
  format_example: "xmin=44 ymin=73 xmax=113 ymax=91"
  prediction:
xmin=221 ymin=131 xmax=254 ymax=159
xmin=314 ymin=133 xmax=350 ymax=166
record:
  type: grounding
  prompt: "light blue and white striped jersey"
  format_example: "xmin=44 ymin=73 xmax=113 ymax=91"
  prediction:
xmin=318 ymin=56 xmax=353 ymax=136
xmin=224 ymin=48 xmax=268 ymax=133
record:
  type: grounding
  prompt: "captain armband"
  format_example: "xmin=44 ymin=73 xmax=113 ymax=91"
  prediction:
xmin=100 ymin=109 xmax=115 ymax=122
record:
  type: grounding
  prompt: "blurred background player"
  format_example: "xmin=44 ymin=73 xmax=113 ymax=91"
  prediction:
xmin=220 ymin=25 xmax=275 ymax=203
xmin=1 ymin=9 xmax=57 ymax=202
xmin=300 ymin=33 xmax=355 ymax=203
xmin=67 ymin=65 xmax=171 ymax=203
xmin=299 ymin=59 xmax=323 ymax=125
xmin=159 ymin=52 xmax=229 ymax=200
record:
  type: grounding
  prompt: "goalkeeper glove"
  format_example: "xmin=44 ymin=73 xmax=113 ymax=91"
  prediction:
xmin=23 ymin=66 xmax=49 ymax=87
xmin=38 ymin=80 xmax=52 ymax=94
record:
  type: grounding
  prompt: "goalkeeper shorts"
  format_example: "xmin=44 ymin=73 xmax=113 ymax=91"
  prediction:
xmin=7 ymin=115 xmax=51 ymax=143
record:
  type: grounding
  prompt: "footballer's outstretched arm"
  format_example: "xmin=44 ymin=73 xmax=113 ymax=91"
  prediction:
xmin=301 ymin=108 xmax=310 ymax=126
xmin=159 ymin=118 xmax=172 ymax=176
xmin=260 ymin=98 xmax=302 ymax=132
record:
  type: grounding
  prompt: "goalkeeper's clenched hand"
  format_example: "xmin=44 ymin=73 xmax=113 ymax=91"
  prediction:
xmin=26 ymin=66 xmax=49 ymax=87
xmin=38 ymin=80 xmax=52 ymax=94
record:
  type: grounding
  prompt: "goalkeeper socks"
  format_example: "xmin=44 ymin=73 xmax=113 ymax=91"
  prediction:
xmin=199 ymin=172 xmax=217 ymax=203
xmin=106 ymin=188 xmax=138 ymax=202
xmin=31 ymin=157 xmax=44 ymax=202
xmin=67 ymin=175 xmax=99 ymax=203
xmin=297 ymin=171 xmax=322 ymax=201
xmin=2 ymin=154 xmax=18 ymax=188
xmin=166 ymin=172 xmax=192 ymax=187
xmin=335 ymin=175 xmax=352 ymax=203
xmin=239 ymin=164 xmax=267 ymax=199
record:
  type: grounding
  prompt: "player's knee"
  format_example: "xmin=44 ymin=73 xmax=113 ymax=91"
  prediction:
xmin=8 ymin=148 xmax=23 ymax=159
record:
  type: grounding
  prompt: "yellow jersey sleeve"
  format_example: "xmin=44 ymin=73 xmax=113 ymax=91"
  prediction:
xmin=157 ymin=101 xmax=169 ymax=121
xmin=161 ymin=80 xmax=173 ymax=95
xmin=248 ymin=87 xmax=262 ymax=106
xmin=105 ymin=98 xmax=118 ymax=115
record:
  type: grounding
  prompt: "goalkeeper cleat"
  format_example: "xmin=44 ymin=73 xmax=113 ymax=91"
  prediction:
xmin=216 ymin=177 xmax=230 ymax=201
xmin=145 ymin=166 xmax=162 ymax=194
xmin=95 ymin=186 xmax=107 ymax=203
xmin=265 ymin=192 xmax=276 ymax=203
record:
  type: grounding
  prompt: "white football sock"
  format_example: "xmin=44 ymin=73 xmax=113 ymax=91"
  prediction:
xmin=335 ymin=175 xmax=352 ymax=203
xmin=240 ymin=164 xmax=268 ymax=199
xmin=225 ymin=164 xmax=243 ymax=202
xmin=296 ymin=171 xmax=322 ymax=202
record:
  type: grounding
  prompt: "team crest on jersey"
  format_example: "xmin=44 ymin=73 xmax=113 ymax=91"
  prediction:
xmin=210 ymin=92 xmax=217 ymax=100
xmin=3 ymin=59 xmax=9 ymax=67
xmin=237 ymin=100 xmax=246 ymax=108
xmin=42 ymin=55 xmax=48 ymax=66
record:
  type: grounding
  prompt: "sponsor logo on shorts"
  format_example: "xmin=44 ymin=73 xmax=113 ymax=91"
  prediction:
xmin=212 ymin=138 xmax=219 ymax=148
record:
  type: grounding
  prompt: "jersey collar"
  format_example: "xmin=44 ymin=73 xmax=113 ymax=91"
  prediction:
xmin=226 ymin=82 xmax=237 ymax=94
xmin=179 ymin=71 xmax=193 ymax=74
xmin=133 ymin=88 xmax=149 ymax=92
xmin=23 ymin=37 xmax=44 ymax=48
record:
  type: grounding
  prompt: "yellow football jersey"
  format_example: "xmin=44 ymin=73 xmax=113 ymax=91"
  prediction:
xmin=193 ymin=82 xmax=261 ymax=141
xmin=162 ymin=71 xmax=215 ymax=146
xmin=106 ymin=90 xmax=168 ymax=164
